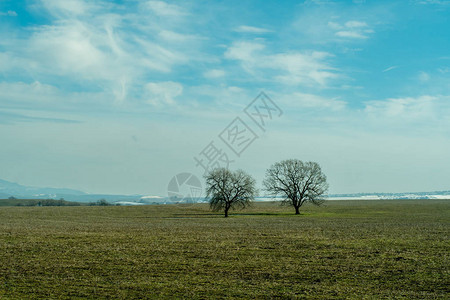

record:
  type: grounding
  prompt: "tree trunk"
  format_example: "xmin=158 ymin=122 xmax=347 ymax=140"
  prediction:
xmin=224 ymin=207 xmax=229 ymax=217
xmin=295 ymin=206 xmax=300 ymax=215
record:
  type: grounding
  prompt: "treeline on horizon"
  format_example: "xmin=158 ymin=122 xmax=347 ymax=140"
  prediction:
xmin=0 ymin=197 xmax=115 ymax=207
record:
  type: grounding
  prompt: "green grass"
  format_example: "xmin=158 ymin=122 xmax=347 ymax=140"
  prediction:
xmin=0 ymin=200 xmax=449 ymax=299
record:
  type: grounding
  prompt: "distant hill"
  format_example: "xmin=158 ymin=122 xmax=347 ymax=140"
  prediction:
xmin=0 ymin=178 xmax=86 ymax=199
xmin=0 ymin=178 xmax=144 ymax=203
xmin=1 ymin=178 xmax=448 ymax=205
xmin=0 ymin=192 xmax=11 ymax=199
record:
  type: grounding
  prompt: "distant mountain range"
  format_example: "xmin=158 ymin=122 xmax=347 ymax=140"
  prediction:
xmin=0 ymin=179 xmax=86 ymax=197
xmin=0 ymin=178 xmax=448 ymax=205
xmin=0 ymin=179 xmax=142 ymax=203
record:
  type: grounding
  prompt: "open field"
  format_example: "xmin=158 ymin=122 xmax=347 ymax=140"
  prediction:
xmin=0 ymin=200 xmax=449 ymax=299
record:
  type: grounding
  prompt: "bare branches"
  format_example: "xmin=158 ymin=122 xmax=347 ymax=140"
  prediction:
xmin=263 ymin=159 xmax=328 ymax=214
xmin=205 ymin=160 xmax=327 ymax=216
xmin=205 ymin=168 xmax=257 ymax=217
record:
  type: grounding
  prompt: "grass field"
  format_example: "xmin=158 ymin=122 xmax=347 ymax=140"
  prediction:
xmin=0 ymin=200 xmax=449 ymax=299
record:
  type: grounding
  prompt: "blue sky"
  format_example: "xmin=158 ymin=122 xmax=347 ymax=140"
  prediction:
xmin=1 ymin=0 xmax=449 ymax=196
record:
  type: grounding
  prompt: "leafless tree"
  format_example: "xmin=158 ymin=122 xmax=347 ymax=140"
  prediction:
xmin=205 ymin=168 xmax=257 ymax=217
xmin=263 ymin=159 xmax=328 ymax=214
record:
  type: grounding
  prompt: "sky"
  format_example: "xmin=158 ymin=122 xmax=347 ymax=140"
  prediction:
xmin=0 ymin=0 xmax=449 ymax=196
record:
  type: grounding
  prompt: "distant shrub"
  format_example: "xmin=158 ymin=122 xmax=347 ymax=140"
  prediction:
xmin=89 ymin=199 xmax=112 ymax=206
xmin=97 ymin=199 xmax=111 ymax=206
xmin=14 ymin=199 xmax=81 ymax=207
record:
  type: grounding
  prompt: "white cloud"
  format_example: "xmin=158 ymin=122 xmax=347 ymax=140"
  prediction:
xmin=330 ymin=20 xmax=373 ymax=39
xmin=144 ymin=1 xmax=186 ymax=17
xmin=158 ymin=30 xmax=199 ymax=42
xmin=0 ymin=10 xmax=17 ymax=17
xmin=0 ymin=81 xmax=59 ymax=104
xmin=364 ymin=95 xmax=438 ymax=119
xmin=0 ymin=52 xmax=22 ymax=72
xmin=186 ymin=84 xmax=252 ymax=113
xmin=335 ymin=30 xmax=367 ymax=39
xmin=227 ymin=86 xmax=243 ymax=93
xmin=134 ymin=38 xmax=188 ymax=72
xmin=345 ymin=20 xmax=368 ymax=28
xmin=418 ymin=71 xmax=431 ymax=82
xmin=327 ymin=21 xmax=343 ymax=30
xmin=203 ymin=69 xmax=225 ymax=79
xmin=272 ymin=52 xmax=337 ymax=86
xmin=145 ymin=81 xmax=183 ymax=105
xmin=29 ymin=21 xmax=107 ymax=77
xmin=0 ymin=0 xmax=204 ymax=107
xmin=234 ymin=25 xmax=273 ymax=34
xmin=39 ymin=0 xmax=95 ymax=17
xmin=224 ymin=41 xmax=265 ymax=61
xmin=383 ymin=66 xmax=398 ymax=72
xmin=0 ymin=81 xmax=117 ymax=113
xmin=225 ymin=41 xmax=338 ymax=87
xmin=281 ymin=92 xmax=347 ymax=111
xmin=417 ymin=0 xmax=450 ymax=5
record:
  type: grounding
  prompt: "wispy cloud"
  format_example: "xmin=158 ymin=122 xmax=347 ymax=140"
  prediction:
xmin=203 ymin=69 xmax=226 ymax=79
xmin=225 ymin=41 xmax=338 ymax=87
xmin=279 ymin=92 xmax=347 ymax=111
xmin=224 ymin=41 xmax=265 ymax=61
xmin=0 ymin=0 xmax=205 ymax=108
xmin=144 ymin=81 xmax=183 ymax=106
xmin=0 ymin=10 xmax=17 ymax=17
xmin=0 ymin=81 xmax=60 ymax=106
xmin=332 ymin=20 xmax=373 ymax=39
xmin=38 ymin=0 xmax=99 ymax=17
xmin=416 ymin=0 xmax=450 ymax=5
xmin=383 ymin=66 xmax=398 ymax=72
xmin=345 ymin=21 xmax=368 ymax=28
xmin=234 ymin=25 xmax=273 ymax=34
xmin=418 ymin=71 xmax=431 ymax=82
xmin=0 ymin=110 xmax=81 ymax=125
xmin=335 ymin=31 xmax=367 ymax=39
xmin=144 ymin=1 xmax=187 ymax=17
xmin=364 ymin=95 xmax=438 ymax=120
xmin=158 ymin=30 xmax=201 ymax=42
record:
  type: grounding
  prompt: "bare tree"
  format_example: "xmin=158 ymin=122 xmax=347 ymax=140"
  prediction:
xmin=263 ymin=159 xmax=328 ymax=215
xmin=205 ymin=168 xmax=257 ymax=217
